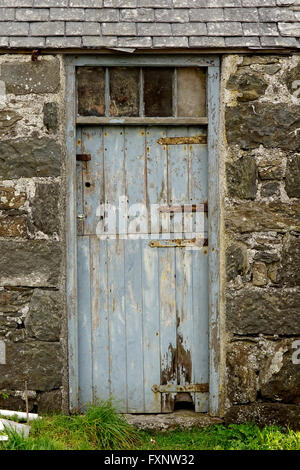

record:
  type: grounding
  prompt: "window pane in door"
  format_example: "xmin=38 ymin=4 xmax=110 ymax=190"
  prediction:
xmin=110 ymin=67 xmax=140 ymax=117
xmin=77 ymin=66 xmax=105 ymax=117
xmin=177 ymin=68 xmax=206 ymax=117
xmin=144 ymin=68 xmax=173 ymax=117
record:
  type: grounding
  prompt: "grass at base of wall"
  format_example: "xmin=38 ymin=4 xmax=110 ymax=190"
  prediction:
xmin=0 ymin=402 xmax=299 ymax=451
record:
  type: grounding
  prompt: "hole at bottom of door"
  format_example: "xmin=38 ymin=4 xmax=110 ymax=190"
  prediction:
xmin=173 ymin=392 xmax=195 ymax=412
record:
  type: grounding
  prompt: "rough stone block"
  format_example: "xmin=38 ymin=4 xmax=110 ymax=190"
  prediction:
xmin=226 ymin=103 xmax=300 ymax=151
xmin=0 ymin=59 xmax=60 ymax=95
xmin=37 ymin=389 xmax=62 ymax=413
xmin=0 ymin=187 xmax=26 ymax=211
xmin=258 ymin=164 xmax=284 ymax=180
xmin=279 ymin=234 xmax=300 ymax=287
xmin=261 ymin=181 xmax=280 ymax=197
xmin=226 ymin=68 xmax=268 ymax=102
xmin=285 ymin=154 xmax=300 ymax=199
xmin=0 ymin=341 xmax=62 ymax=391
xmin=25 ymin=289 xmax=62 ymax=342
xmin=224 ymin=403 xmax=300 ymax=430
xmin=226 ymin=242 xmax=248 ymax=282
xmin=259 ymin=339 xmax=300 ymax=404
xmin=253 ymin=250 xmax=279 ymax=264
xmin=43 ymin=102 xmax=58 ymax=133
xmin=283 ymin=61 xmax=300 ymax=97
xmin=0 ymin=288 xmax=32 ymax=316
xmin=0 ymin=240 xmax=61 ymax=287
xmin=227 ymin=286 xmax=300 ymax=335
xmin=0 ymin=137 xmax=61 ymax=179
xmin=0 ymin=217 xmax=27 ymax=238
xmin=252 ymin=262 xmax=267 ymax=286
xmin=227 ymin=342 xmax=257 ymax=404
xmin=226 ymin=156 xmax=257 ymax=199
xmin=0 ymin=390 xmax=36 ymax=413
xmin=30 ymin=182 xmax=60 ymax=236
xmin=225 ymin=201 xmax=300 ymax=233
xmin=0 ymin=110 xmax=22 ymax=136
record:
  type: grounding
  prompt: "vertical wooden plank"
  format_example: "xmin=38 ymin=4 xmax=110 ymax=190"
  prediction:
xmin=188 ymin=127 xmax=208 ymax=238
xmin=207 ymin=61 xmax=221 ymax=416
xmin=188 ymin=127 xmax=208 ymax=205
xmin=159 ymin=248 xmax=177 ymax=412
xmin=90 ymin=236 xmax=110 ymax=402
xmin=107 ymin=239 xmax=127 ymax=412
xmin=82 ymin=127 xmax=103 ymax=235
xmin=125 ymin=239 xmax=144 ymax=412
xmin=175 ymin=248 xmax=193 ymax=387
xmin=188 ymin=126 xmax=209 ymax=412
xmin=145 ymin=127 xmax=168 ymax=238
xmin=143 ymin=127 xmax=167 ymax=412
xmin=125 ymin=126 xmax=147 ymax=234
xmin=142 ymin=241 xmax=161 ymax=413
xmin=192 ymin=248 xmax=209 ymax=412
xmin=167 ymin=127 xmax=188 ymax=239
xmin=77 ymin=236 xmax=93 ymax=408
xmin=124 ymin=127 xmax=145 ymax=412
xmin=168 ymin=126 xmax=189 ymax=206
xmin=104 ymin=126 xmax=125 ymax=207
xmin=65 ymin=63 xmax=79 ymax=411
xmin=104 ymin=127 xmax=127 ymax=410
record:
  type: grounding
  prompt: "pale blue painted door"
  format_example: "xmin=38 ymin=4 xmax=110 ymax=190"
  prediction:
xmin=76 ymin=125 xmax=209 ymax=413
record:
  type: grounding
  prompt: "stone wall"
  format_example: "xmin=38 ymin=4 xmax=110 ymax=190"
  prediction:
xmin=223 ymin=54 xmax=300 ymax=428
xmin=0 ymin=54 xmax=65 ymax=413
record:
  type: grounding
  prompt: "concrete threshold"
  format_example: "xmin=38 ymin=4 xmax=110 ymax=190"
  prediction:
xmin=125 ymin=411 xmax=223 ymax=431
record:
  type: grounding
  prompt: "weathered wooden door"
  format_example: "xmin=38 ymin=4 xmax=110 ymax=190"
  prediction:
xmin=76 ymin=124 xmax=209 ymax=413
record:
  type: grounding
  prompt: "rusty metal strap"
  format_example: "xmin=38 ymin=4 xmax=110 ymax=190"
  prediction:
xmin=152 ymin=384 xmax=209 ymax=393
xmin=157 ymin=136 xmax=207 ymax=145
xmin=149 ymin=238 xmax=208 ymax=248
xmin=159 ymin=203 xmax=208 ymax=213
xmin=76 ymin=154 xmax=91 ymax=161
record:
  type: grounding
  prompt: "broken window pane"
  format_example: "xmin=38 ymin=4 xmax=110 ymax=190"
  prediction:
xmin=177 ymin=68 xmax=206 ymax=117
xmin=110 ymin=67 xmax=140 ymax=117
xmin=77 ymin=67 xmax=105 ymax=116
xmin=144 ymin=68 xmax=173 ymax=117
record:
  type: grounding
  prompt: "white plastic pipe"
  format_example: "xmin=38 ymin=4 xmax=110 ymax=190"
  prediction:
xmin=0 ymin=410 xmax=40 ymax=421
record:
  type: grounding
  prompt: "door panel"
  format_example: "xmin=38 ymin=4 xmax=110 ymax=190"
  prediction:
xmin=76 ymin=125 xmax=208 ymax=413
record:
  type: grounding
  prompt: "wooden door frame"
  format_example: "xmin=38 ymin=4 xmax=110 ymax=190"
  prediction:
xmin=65 ymin=54 xmax=222 ymax=415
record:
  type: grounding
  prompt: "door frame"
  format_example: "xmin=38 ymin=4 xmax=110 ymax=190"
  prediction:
xmin=65 ymin=54 xmax=222 ymax=415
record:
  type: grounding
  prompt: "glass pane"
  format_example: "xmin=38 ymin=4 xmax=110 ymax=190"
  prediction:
xmin=144 ymin=68 xmax=173 ymax=117
xmin=110 ymin=67 xmax=139 ymax=117
xmin=178 ymin=68 xmax=206 ymax=117
xmin=77 ymin=67 xmax=105 ymax=116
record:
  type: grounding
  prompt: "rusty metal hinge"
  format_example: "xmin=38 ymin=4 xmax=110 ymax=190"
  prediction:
xmin=152 ymin=384 xmax=209 ymax=393
xmin=76 ymin=154 xmax=91 ymax=162
xmin=149 ymin=238 xmax=208 ymax=248
xmin=157 ymin=136 xmax=207 ymax=145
